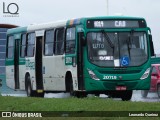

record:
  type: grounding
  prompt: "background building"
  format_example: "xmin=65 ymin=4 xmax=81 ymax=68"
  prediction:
xmin=0 ymin=24 xmax=17 ymax=75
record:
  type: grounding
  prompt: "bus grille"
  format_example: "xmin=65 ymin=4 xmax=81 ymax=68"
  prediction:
xmin=98 ymin=70 xmax=141 ymax=74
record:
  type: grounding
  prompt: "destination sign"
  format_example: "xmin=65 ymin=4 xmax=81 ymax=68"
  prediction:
xmin=87 ymin=19 xmax=146 ymax=28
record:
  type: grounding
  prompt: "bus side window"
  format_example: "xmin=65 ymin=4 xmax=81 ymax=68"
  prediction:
xmin=6 ymin=36 xmax=14 ymax=58
xmin=26 ymin=33 xmax=35 ymax=57
xmin=44 ymin=30 xmax=54 ymax=56
xmin=55 ymin=28 xmax=65 ymax=55
xmin=65 ymin=27 xmax=76 ymax=54
xmin=20 ymin=34 xmax=26 ymax=57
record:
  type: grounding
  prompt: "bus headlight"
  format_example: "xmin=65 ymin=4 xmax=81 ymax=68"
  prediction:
xmin=140 ymin=68 xmax=151 ymax=80
xmin=87 ymin=69 xmax=100 ymax=81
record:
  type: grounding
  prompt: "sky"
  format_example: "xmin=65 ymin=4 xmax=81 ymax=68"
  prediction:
xmin=0 ymin=0 xmax=160 ymax=54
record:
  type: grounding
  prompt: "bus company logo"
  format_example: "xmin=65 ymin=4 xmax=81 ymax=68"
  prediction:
xmin=2 ymin=112 xmax=11 ymax=117
xmin=2 ymin=2 xmax=19 ymax=17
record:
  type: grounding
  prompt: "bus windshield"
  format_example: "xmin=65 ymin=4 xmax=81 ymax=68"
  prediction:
xmin=87 ymin=31 xmax=148 ymax=67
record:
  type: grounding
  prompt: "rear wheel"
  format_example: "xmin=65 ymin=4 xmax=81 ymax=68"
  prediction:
xmin=141 ymin=90 xmax=149 ymax=98
xmin=36 ymin=92 xmax=44 ymax=98
xmin=76 ymin=92 xmax=87 ymax=98
xmin=157 ymin=84 xmax=160 ymax=98
xmin=69 ymin=76 xmax=86 ymax=98
xmin=68 ymin=75 xmax=76 ymax=97
xmin=121 ymin=90 xmax=132 ymax=101
xmin=26 ymin=76 xmax=34 ymax=97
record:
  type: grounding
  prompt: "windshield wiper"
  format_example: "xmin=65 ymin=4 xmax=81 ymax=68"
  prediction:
xmin=126 ymin=29 xmax=134 ymax=59
xmin=126 ymin=37 xmax=131 ymax=59
xmin=101 ymin=30 xmax=114 ymax=49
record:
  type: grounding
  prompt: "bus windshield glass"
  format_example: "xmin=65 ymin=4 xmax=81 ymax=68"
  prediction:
xmin=87 ymin=31 xmax=148 ymax=67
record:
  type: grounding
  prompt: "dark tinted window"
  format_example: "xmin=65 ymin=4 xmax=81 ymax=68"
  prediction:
xmin=44 ymin=30 xmax=54 ymax=56
xmin=65 ymin=27 xmax=76 ymax=54
xmin=55 ymin=28 xmax=64 ymax=55
xmin=26 ymin=33 xmax=35 ymax=57
xmin=7 ymin=36 xmax=14 ymax=58
xmin=152 ymin=67 xmax=157 ymax=74
xmin=20 ymin=34 xmax=26 ymax=57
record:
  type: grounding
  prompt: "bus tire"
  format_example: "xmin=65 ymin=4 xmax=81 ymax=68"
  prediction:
xmin=26 ymin=76 xmax=34 ymax=97
xmin=121 ymin=90 xmax=132 ymax=101
xmin=69 ymin=77 xmax=75 ymax=97
xmin=37 ymin=92 xmax=44 ymax=98
xmin=76 ymin=92 xmax=87 ymax=98
xmin=65 ymin=72 xmax=75 ymax=97
xmin=141 ymin=90 xmax=149 ymax=98
xmin=157 ymin=84 xmax=160 ymax=98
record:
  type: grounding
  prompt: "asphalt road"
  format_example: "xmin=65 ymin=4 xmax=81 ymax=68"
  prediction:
xmin=1 ymin=90 xmax=160 ymax=102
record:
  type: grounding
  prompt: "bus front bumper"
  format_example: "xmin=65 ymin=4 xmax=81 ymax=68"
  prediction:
xmin=85 ymin=77 xmax=150 ymax=91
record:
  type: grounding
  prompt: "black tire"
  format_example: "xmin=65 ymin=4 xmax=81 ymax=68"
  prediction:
xmin=141 ymin=90 xmax=149 ymax=98
xmin=26 ymin=76 xmax=34 ymax=97
xmin=69 ymin=76 xmax=76 ymax=97
xmin=37 ymin=92 xmax=44 ymax=98
xmin=121 ymin=90 xmax=132 ymax=101
xmin=95 ymin=93 xmax=100 ymax=97
xmin=76 ymin=92 xmax=87 ymax=98
xmin=157 ymin=84 xmax=160 ymax=98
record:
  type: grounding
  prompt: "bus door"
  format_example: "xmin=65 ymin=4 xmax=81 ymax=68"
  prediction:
xmin=77 ymin=32 xmax=85 ymax=90
xmin=65 ymin=27 xmax=80 ymax=91
xmin=35 ymin=36 xmax=43 ymax=91
xmin=34 ymin=30 xmax=45 ymax=91
xmin=14 ymin=39 xmax=20 ymax=89
xmin=6 ymin=36 xmax=20 ymax=89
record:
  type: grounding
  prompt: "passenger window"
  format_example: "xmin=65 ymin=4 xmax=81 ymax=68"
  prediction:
xmin=26 ymin=33 xmax=35 ymax=57
xmin=55 ymin=28 xmax=65 ymax=55
xmin=65 ymin=27 xmax=76 ymax=54
xmin=20 ymin=34 xmax=26 ymax=57
xmin=44 ymin=30 xmax=54 ymax=56
xmin=7 ymin=36 xmax=14 ymax=58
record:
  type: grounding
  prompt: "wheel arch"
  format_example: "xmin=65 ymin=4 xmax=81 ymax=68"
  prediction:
xmin=25 ymin=72 xmax=30 ymax=90
xmin=65 ymin=71 xmax=73 ymax=92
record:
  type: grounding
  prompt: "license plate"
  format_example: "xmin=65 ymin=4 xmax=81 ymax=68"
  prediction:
xmin=116 ymin=86 xmax=127 ymax=91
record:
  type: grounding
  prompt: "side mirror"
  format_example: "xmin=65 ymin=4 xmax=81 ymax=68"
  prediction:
xmin=149 ymin=35 xmax=155 ymax=56
xmin=78 ymin=32 xmax=86 ymax=46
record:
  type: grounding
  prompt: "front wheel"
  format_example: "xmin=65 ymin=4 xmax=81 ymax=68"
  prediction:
xmin=121 ymin=90 xmax=132 ymax=101
xmin=141 ymin=90 xmax=149 ymax=98
xmin=157 ymin=84 xmax=160 ymax=98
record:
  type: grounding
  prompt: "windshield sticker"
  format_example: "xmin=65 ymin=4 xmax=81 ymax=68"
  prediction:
xmin=114 ymin=59 xmax=120 ymax=67
xmin=99 ymin=56 xmax=113 ymax=60
xmin=98 ymin=50 xmax=107 ymax=55
xmin=121 ymin=56 xmax=130 ymax=67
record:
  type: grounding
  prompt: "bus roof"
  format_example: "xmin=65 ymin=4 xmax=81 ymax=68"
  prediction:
xmin=27 ymin=16 xmax=147 ymax=32
xmin=27 ymin=20 xmax=67 ymax=32
xmin=7 ymin=26 xmax=27 ymax=35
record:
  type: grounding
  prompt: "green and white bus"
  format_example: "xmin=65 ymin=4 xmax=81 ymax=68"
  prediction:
xmin=6 ymin=16 xmax=154 ymax=100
